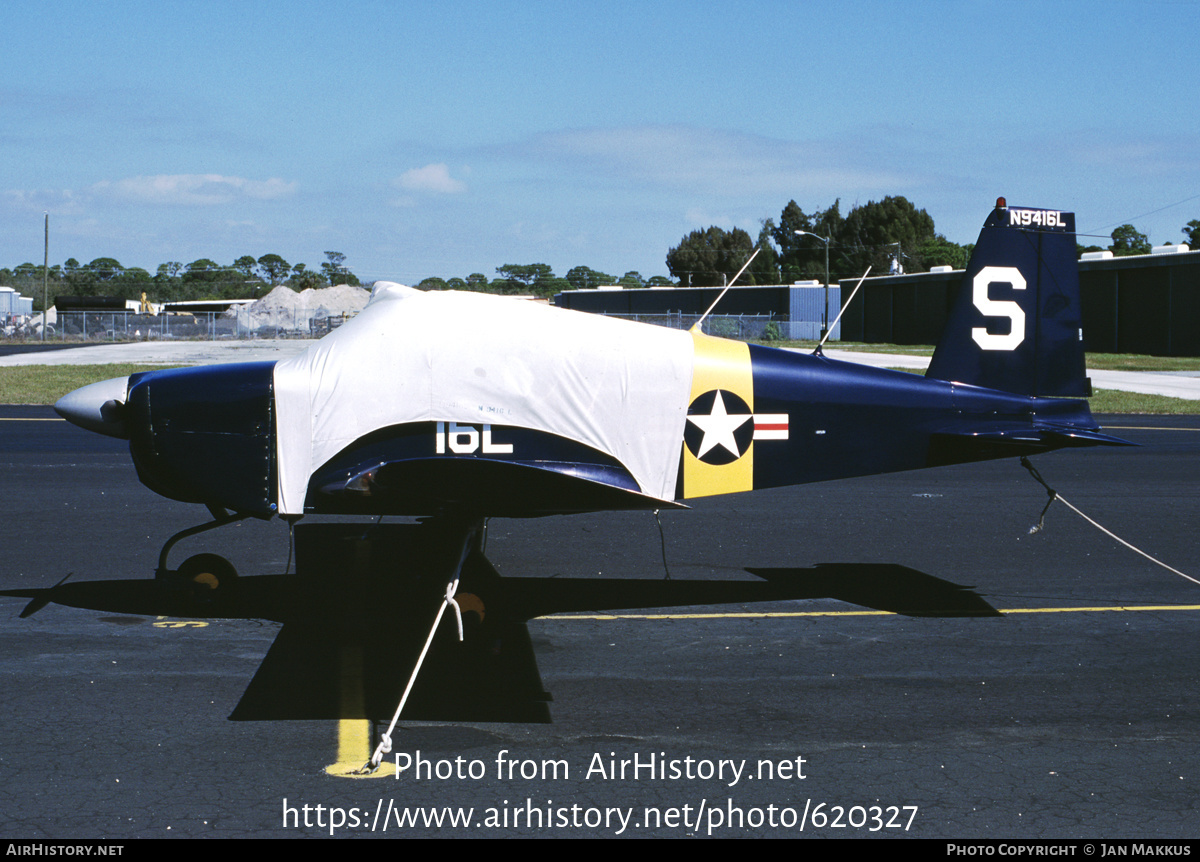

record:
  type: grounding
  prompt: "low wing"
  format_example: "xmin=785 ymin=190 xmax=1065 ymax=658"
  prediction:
xmin=305 ymin=421 xmax=685 ymax=517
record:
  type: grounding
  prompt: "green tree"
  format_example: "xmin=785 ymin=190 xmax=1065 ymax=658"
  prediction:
xmin=105 ymin=267 xmax=152 ymax=301
xmin=1182 ymin=220 xmax=1200 ymax=249
xmin=289 ymin=263 xmax=326 ymax=290
xmin=1110 ymin=224 xmax=1150 ymax=256
xmin=752 ymin=221 xmax=781 ymax=284
xmin=86 ymin=258 xmax=125 ymax=283
xmin=60 ymin=258 xmax=89 ymax=293
xmin=666 ymin=226 xmax=757 ymax=286
xmin=257 ymin=253 xmax=291 ymax=284
xmin=229 ymin=256 xmax=265 ymax=297
xmin=543 ymin=277 xmax=572 ymax=297
xmin=321 ymin=250 xmax=360 ymax=286
xmin=839 ymin=196 xmax=936 ymax=278
xmin=495 ymin=263 xmax=561 ymax=297
xmin=917 ymin=234 xmax=967 ymax=269
xmin=12 ymin=263 xmax=41 ymax=290
xmin=57 ymin=258 xmax=124 ymax=297
xmin=233 ymin=256 xmax=259 ymax=279
xmin=154 ymin=262 xmax=183 ymax=299
xmin=182 ymin=259 xmax=223 ymax=283
xmin=122 ymin=267 xmax=152 ymax=284
xmin=177 ymin=259 xmax=230 ymax=299
xmin=496 ymin=263 xmax=552 ymax=286
xmin=565 ymin=265 xmax=615 ymax=290
xmin=771 ymin=200 xmax=843 ymax=283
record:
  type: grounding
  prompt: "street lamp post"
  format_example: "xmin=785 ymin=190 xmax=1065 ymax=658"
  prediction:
xmin=794 ymin=230 xmax=830 ymax=340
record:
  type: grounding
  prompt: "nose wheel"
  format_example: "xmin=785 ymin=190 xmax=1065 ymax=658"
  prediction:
xmin=154 ymin=508 xmax=250 ymax=609
xmin=174 ymin=553 xmax=239 ymax=605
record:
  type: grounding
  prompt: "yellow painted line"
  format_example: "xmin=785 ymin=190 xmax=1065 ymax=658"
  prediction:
xmin=325 ymin=717 xmax=380 ymax=778
xmin=540 ymin=604 xmax=1200 ymax=621
xmin=327 ymin=538 xmax=396 ymax=780
xmin=325 ymin=644 xmax=395 ymax=779
xmin=547 ymin=611 xmax=894 ymax=620
xmin=999 ymin=604 xmax=1200 ymax=614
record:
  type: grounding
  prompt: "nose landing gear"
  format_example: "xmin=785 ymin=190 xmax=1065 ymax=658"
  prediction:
xmin=155 ymin=508 xmax=251 ymax=609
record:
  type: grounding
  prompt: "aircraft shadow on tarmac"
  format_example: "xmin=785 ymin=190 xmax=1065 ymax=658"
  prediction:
xmin=2 ymin=523 xmax=998 ymax=723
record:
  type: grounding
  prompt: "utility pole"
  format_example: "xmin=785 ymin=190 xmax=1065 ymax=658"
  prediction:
xmin=794 ymin=230 xmax=830 ymax=340
xmin=42 ymin=213 xmax=48 ymax=341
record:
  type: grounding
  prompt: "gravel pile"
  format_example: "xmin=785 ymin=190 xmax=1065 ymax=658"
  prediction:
xmin=228 ymin=284 xmax=372 ymax=334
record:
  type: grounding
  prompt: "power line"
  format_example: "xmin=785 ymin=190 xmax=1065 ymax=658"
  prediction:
xmin=1082 ymin=192 xmax=1200 ymax=236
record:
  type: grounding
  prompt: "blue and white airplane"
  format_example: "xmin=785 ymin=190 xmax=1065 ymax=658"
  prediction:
xmin=55 ymin=199 xmax=1127 ymax=593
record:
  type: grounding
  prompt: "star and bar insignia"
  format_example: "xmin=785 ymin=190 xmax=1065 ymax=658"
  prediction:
xmin=685 ymin=389 xmax=789 ymax=465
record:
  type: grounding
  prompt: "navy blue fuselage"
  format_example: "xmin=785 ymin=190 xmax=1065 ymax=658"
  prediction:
xmin=59 ymin=202 xmax=1128 ymax=523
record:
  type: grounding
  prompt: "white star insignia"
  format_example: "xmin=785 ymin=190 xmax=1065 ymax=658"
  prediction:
xmin=688 ymin=390 xmax=752 ymax=459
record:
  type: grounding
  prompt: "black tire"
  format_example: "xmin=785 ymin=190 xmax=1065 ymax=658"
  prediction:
xmin=176 ymin=553 xmax=238 ymax=605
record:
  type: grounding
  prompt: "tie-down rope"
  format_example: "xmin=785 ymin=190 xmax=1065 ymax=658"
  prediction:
xmin=359 ymin=576 xmax=464 ymax=773
xmin=1020 ymin=456 xmax=1199 ymax=587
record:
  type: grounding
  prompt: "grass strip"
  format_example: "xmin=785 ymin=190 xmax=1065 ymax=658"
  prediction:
xmin=883 ymin=367 xmax=1200 ymax=414
xmin=761 ymin=340 xmax=1200 ymax=372
xmin=1087 ymin=389 xmax=1200 ymax=415
xmin=0 ymin=364 xmax=181 ymax=405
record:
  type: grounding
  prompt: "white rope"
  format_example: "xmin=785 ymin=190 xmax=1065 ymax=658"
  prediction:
xmin=1047 ymin=492 xmax=1200 ymax=586
xmin=360 ymin=577 xmax=464 ymax=773
xmin=1020 ymin=456 xmax=1199 ymax=587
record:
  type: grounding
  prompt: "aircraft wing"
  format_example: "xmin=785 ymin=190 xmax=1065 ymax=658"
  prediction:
xmin=305 ymin=420 xmax=687 ymax=517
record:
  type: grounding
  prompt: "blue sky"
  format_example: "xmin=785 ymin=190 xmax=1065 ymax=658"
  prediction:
xmin=3 ymin=0 xmax=1198 ymax=284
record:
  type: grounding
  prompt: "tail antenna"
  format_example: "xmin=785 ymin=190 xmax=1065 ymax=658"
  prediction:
xmin=690 ymin=247 xmax=762 ymax=334
xmin=813 ymin=266 xmax=871 ymax=355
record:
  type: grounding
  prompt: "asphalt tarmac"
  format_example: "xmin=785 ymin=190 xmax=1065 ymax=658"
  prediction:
xmin=1 ymin=408 xmax=1198 ymax=839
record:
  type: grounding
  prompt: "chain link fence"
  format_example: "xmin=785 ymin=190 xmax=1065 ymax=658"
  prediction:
xmin=597 ymin=312 xmax=785 ymax=340
xmin=46 ymin=309 xmax=357 ymax=341
xmin=40 ymin=308 xmax=786 ymax=343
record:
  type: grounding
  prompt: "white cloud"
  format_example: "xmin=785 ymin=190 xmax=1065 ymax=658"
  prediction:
xmin=394 ymin=163 xmax=467 ymax=195
xmin=92 ymin=174 xmax=297 ymax=205
xmin=4 ymin=188 xmax=86 ymax=215
xmin=527 ymin=125 xmax=908 ymax=198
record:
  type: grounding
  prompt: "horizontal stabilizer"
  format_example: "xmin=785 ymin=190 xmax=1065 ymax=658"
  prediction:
xmin=1029 ymin=425 xmax=1134 ymax=447
xmin=928 ymin=421 xmax=1131 ymax=466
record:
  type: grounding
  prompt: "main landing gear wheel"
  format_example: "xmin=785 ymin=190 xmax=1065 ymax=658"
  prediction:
xmin=175 ymin=553 xmax=239 ymax=606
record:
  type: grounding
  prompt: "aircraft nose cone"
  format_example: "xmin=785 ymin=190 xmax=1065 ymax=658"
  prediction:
xmin=54 ymin=376 xmax=131 ymax=439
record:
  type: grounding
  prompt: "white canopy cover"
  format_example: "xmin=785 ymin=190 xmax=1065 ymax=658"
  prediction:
xmin=272 ymin=283 xmax=695 ymax=515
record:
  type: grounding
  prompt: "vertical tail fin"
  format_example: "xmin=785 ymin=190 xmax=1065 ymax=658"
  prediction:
xmin=925 ymin=199 xmax=1089 ymax=397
